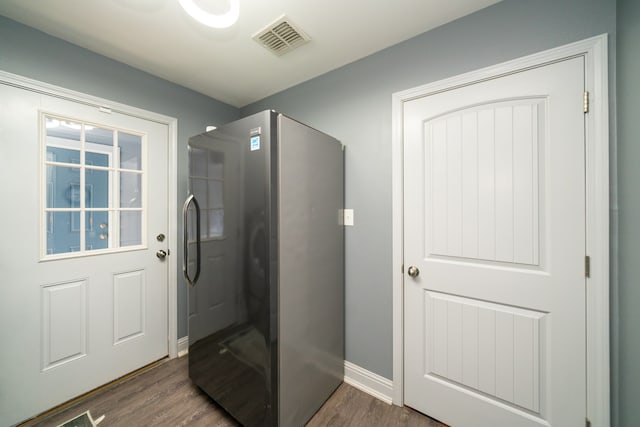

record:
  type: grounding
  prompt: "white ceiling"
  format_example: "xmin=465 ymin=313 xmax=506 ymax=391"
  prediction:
xmin=0 ymin=0 xmax=501 ymax=107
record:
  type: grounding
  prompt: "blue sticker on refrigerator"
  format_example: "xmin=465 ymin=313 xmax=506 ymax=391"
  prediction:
xmin=250 ymin=135 xmax=260 ymax=151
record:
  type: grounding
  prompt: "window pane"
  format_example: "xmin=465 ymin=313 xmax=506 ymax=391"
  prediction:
xmin=46 ymin=212 xmax=54 ymax=235
xmin=191 ymin=178 xmax=207 ymax=207
xmin=87 ymin=169 xmax=109 ymax=208
xmin=209 ymin=151 xmax=224 ymax=180
xmin=209 ymin=209 xmax=224 ymax=237
xmin=46 ymin=146 xmax=80 ymax=165
xmin=190 ymin=148 xmax=207 ymax=177
xmin=46 ymin=165 xmax=80 ymax=208
xmin=120 ymin=211 xmax=142 ymax=247
xmin=46 ymin=117 xmax=81 ymax=163
xmin=86 ymin=211 xmax=109 ymax=251
xmin=46 ymin=212 xmax=80 ymax=255
xmin=209 ymin=181 xmax=223 ymax=209
xmin=120 ymin=172 xmax=142 ymax=208
xmin=86 ymin=151 xmax=110 ymax=168
xmin=119 ymin=132 xmax=142 ymax=170
xmin=86 ymin=126 xmax=114 ymax=147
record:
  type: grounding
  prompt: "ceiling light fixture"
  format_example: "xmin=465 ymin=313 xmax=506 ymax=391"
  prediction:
xmin=179 ymin=0 xmax=239 ymax=29
xmin=46 ymin=118 xmax=60 ymax=129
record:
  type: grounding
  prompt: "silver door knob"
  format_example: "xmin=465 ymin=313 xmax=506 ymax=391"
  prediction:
xmin=156 ymin=250 xmax=167 ymax=260
xmin=407 ymin=266 xmax=420 ymax=278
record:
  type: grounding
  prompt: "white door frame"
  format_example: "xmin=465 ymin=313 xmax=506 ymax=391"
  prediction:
xmin=391 ymin=34 xmax=610 ymax=426
xmin=0 ymin=69 xmax=180 ymax=359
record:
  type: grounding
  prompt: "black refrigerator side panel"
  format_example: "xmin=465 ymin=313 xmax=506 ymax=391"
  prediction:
xmin=277 ymin=115 xmax=345 ymax=426
xmin=187 ymin=111 xmax=277 ymax=427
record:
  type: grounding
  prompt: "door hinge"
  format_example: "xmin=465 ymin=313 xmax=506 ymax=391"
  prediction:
xmin=583 ymin=91 xmax=589 ymax=113
xmin=99 ymin=106 xmax=112 ymax=114
xmin=586 ymin=417 xmax=591 ymax=427
xmin=585 ymin=255 xmax=591 ymax=278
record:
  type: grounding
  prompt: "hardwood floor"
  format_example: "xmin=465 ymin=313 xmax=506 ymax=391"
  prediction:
xmin=307 ymin=382 xmax=446 ymax=427
xmin=21 ymin=356 xmax=446 ymax=427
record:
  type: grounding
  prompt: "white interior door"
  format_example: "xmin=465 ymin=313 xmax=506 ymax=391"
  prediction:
xmin=0 ymin=83 xmax=169 ymax=426
xmin=403 ymin=57 xmax=586 ymax=427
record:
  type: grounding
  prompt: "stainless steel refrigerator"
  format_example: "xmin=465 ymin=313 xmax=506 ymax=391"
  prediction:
xmin=182 ymin=111 xmax=344 ymax=426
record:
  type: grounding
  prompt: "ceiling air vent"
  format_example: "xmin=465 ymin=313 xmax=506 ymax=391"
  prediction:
xmin=253 ymin=16 xmax=310 ymax=56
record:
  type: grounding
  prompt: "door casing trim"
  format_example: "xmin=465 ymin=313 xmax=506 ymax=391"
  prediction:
xmin=391 ymin=34 xmax=610 ymax=426
xmin=0 ymin=69 xmax=180 ymax=359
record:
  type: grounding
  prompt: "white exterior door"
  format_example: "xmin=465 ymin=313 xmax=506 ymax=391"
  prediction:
xmin=0 ymin=82 xmax=169 ymax=426
xmin=403 ymin=57 xmax=586 ymax=427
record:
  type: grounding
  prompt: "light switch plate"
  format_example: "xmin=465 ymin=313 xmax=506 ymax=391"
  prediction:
xmin=343 ymin=209 xmax=354 ymax=226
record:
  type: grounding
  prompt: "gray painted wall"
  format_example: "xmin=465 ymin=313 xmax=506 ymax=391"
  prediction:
xmin=0 ymin=16 xmax=240 ymax=339
xmin=616 ymin=0 xmax=638 ymax=425
xmin=242 ymin=0 xmax=616 ymax=381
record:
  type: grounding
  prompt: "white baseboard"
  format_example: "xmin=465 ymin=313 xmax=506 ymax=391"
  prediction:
xmin=177 ymin=336 xmax=189 ymax=358
xmin=344 ymin=361 xmax=394 ymax=405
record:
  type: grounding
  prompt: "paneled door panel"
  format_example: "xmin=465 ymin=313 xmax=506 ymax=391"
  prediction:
xmin=0 ymin=83 xmax=169 ymax=426
xmin=403 ymin=58 xmax=585 ymax=427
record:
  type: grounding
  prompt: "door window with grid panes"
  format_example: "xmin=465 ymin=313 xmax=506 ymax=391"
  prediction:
xmin=43 ymin=114 xmax=145 ymax=257
xmin=188 ymin=148 xmax=224 ymax=240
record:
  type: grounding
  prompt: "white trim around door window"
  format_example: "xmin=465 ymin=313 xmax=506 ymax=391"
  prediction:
xmin=391 ymin=34 xmax=610 ymax=427
xmin=0 ymin=70 xmax=180 ymax=359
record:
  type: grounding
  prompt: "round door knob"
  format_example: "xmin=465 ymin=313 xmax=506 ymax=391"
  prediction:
xmin=407 ymin=266 xmax=420 ymax=278
xmin=156 ymin=249 xmax=167 ymax=260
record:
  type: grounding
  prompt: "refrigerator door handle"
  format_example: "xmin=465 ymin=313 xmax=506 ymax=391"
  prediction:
xmin=182 ymin=194 xmax=201 ymax=286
